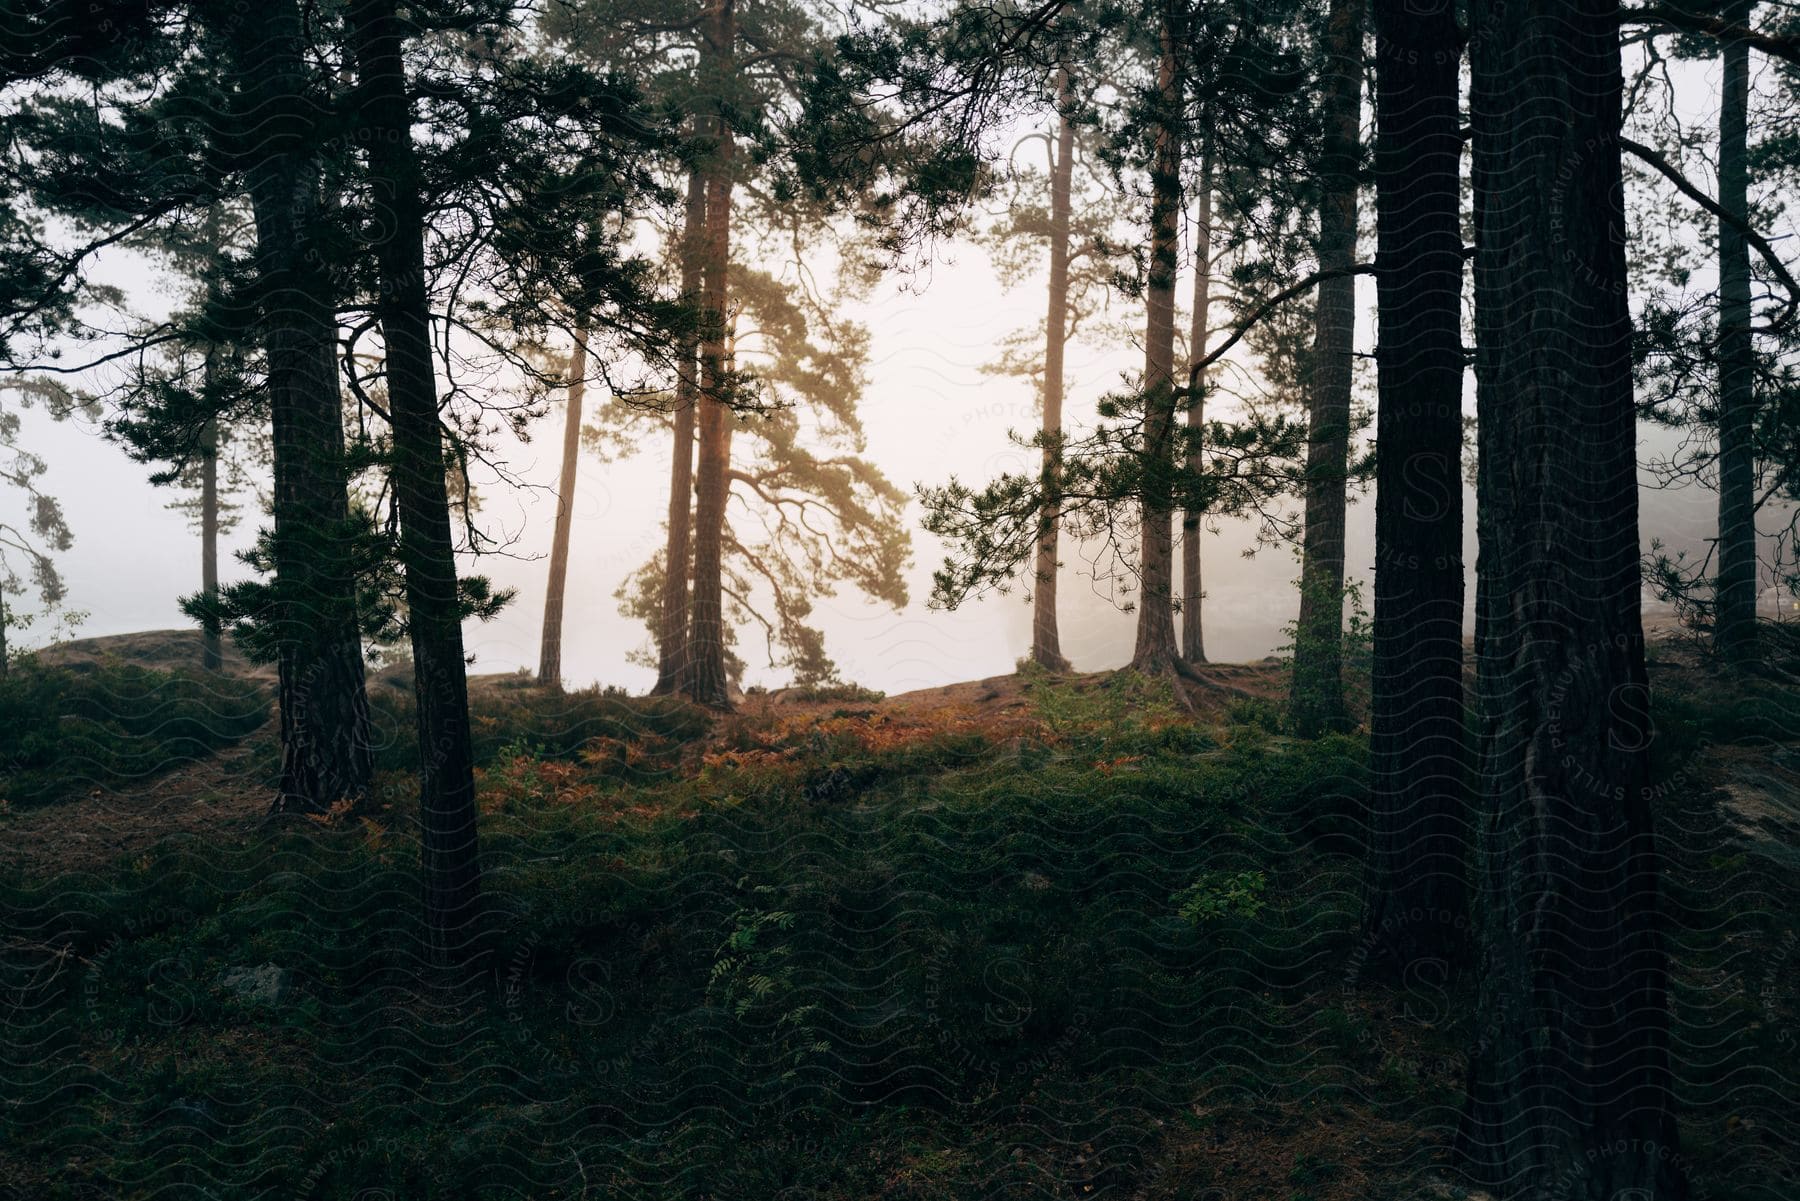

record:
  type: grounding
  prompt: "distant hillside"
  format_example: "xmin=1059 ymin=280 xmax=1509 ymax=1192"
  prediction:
xmin=30 ymin=628 xmax=275 ymax=679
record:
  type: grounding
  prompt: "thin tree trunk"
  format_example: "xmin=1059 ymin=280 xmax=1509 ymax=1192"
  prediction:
xmin=351 ymin=0 xmax=483 ymax=959
xmin=1181 ymin=144 xmax=1213 ymax=665
xmin=684 ymin=0 xmax=737 ymax=709
xmin=232 ymin=0 xmax=374 ymax=815
xmin=1460 ymin=1 xmax=1683 ymax=1195
xmin=199 ymin=411 xmax=222 ymax=673
xmin=652 ymin=168 xmax=706 ymax=695
xmin=1362 ymin=0 xmax=1467 ymax=973
xmin=1032 ymin=68 xmax=1075 ymax=673
xmin=1290 ymin=0 xmax=1363 ymax=737
xmin=1716 ymin=0 xmax=1756 ymax=661
xmin=537 ymin=328 xmax=589 ymax=688
xmin=1130 ymin=0 xmax=1183 ymax=674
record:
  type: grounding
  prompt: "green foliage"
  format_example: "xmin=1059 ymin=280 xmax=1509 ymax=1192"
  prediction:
xmin=921 ymin=391 xmax=1308 ymax=611
xmin=783 ymin=680 xmax=888 ymax=704
xmin=2 ymin=667 xmax=1791 ymax=1199
xmin=364 ymin=674 xmax=712 ymax=776
xmin=1281 ymin=568 xmax=1374 ymax=730
xmin=1174 ymin=869 xmax=1267 ymax=925
xmin=1021 ymin=662 xmax=1216 ymax=757
xmin=603 ymin=261 xmax=911 ymax=690
xmin=0 ymin=660 xmax=270 ymax=807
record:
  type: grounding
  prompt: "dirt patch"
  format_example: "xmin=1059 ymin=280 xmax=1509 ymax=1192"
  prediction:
xmin=2 ymin=734 xmax=278 ymax=881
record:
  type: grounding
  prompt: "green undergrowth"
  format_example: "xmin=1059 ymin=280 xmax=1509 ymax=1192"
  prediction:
xmin=0 ymin=667 xmax=1793 ymax=1199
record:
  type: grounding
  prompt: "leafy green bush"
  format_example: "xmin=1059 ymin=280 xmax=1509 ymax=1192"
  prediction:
xmin=780 ymin=680 xmax=887 ymax=704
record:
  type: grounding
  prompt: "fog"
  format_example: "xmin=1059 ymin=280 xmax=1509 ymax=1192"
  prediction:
xmin=3 ymin=235 xmax=1738 ymax=696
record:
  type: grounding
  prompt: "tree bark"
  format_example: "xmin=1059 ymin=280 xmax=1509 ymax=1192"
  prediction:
xmin=684 ymin=0 xmax=738 ymax=708
xmin=1715 ymin=0 xmax=1756 ymax=661
xmin=537 ymin=328 xmax=589 ymax=689
xmin=231 ymin=0 xmax=374 ymax=815
xmin=1032 ymin=69 xmax=1076 ymax=673
xmin=1362 ymin=0 xmax=1468 ymax=974
xmin=1290 ymin=0 xmax=1363 ymax=737
xmin=652 ymin=168 xmax=706 ymax=695
xmin=199 ymin=410 xmax=222 ymax=673
xmin=350 ymin=0 xmax=484 ymax=960
xmin=1130 ymin=0 xmax=1184 ymax=674
xmin=1460 ymin=1 xmax=1683 ymax=1195
xmin=1181 ymin=144 xmax=1213 ymax=665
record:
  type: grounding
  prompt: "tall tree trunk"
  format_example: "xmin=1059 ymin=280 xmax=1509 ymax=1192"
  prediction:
xmin=1716 ymin=0 xmax=1756 ymax=661
xmin=1460 ymin=2 xmax=1683 ymax=1196
xmin=1290 ymin=0 xmax=1363 ymax=737
xmin=199 ymin=410 xmax=222 ymax=673
xmin=1362 ymin=0 xmax=1467 ymax=973
xmin=684 ymin=0 xmax=737 ymax=709
xmin=200 ymin=206 xmax=223 ymax=674
xmin=537 ymin=328 xmax=589 ymax=688
xmin=231 ymin=0 xmax=374 ymax=815
xmin=1032 ymin=68 xmax=1076 ymax=673
xmin=1181 ymin=144 xmax=1213 ymax=665
xmin=652 ymin=168 xmax=706 ymax=695
xmin=350 ymin=0 xmax=483 ymax=959
xmin=1130 ymin=0 xmax=1183 ymax=674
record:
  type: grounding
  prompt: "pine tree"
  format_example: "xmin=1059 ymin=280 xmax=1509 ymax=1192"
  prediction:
xmin=1715 ymin=0 xmax=1757 ymax=659
xmin=1288 ymin=0 xmax=1363 ymax=736
xmin=1460 ymin=0 xmax=1683 ymax=1193
xmin=215 ymin=0 xmax=378 ymax=813
xmin=651 ymin=170 xmax=707 ymax=695
xmin=1032 ymin=68 xmax=1078 ymax=673
xmin=538 ymin=329 xmax=589 ymax=689
xmin=1181 ymin=141 xmax=1214 ymax=665
xmin=1361 ymin=0 xmax=1467 ymax=974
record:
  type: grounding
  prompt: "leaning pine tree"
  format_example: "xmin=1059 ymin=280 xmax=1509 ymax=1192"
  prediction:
xmin=1459 ymin=0 xmax=1684 ymax=1195
xmin=349 ymin=0 xmax=485 ymax=956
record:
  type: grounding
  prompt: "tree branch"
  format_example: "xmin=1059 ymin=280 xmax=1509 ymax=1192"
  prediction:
xmin=1621 ymin=135 xmax=1800 ymax=331
xmin=1621 ymin=6 xmax=1800 ymax=67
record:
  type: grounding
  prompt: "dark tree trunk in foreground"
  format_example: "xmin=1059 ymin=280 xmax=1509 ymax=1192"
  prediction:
xmin=351 ymin=0 xmax=483 ymax=958
xmin=1032 ymin=69 xmax=1075 ymax=673
xmin=1715 ymin=0 xmax=1756 ymax=661
xmin=1362 ymin=0 xmax=1468 ymax=973
xmin=232 ymin=0 xmax=374 ymax=815
xmin=1290 ymin=0 xmax=1363 ymax=737
xmin=652 ymin=168 xmax=706 ymax=695
xmin=199 ymin=410 xmax=223 ymax=673
xmin=684 ymin=0 xmax=737 ymax=709
xmin=1181 ymin=145 xmax=1213 ymax=665
xmin=1460 ymin=2 xmax=1683 ymax=1196
xmin=537 ymin=328 xmax=588 ymax=688
xmin=1130 ymin=0 xmax=1183 ymax=674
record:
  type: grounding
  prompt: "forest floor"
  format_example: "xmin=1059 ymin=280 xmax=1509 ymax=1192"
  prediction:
xmin=0 ymin=628 xmax=1796 ymax=1200
xmin=2 ymin=632 xmax=1291 ymax=880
